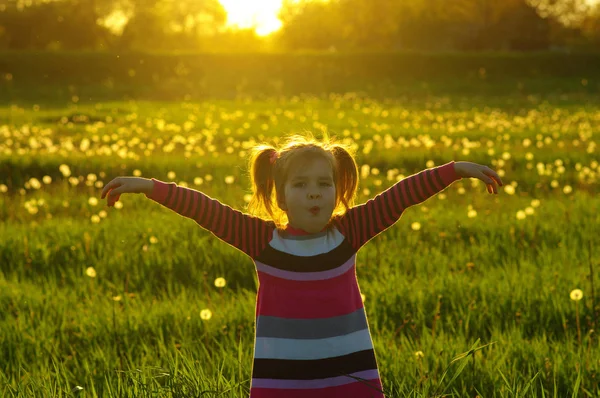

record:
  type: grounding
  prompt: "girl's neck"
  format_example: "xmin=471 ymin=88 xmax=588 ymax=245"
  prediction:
xmin=285 ymin=223 xmax=330 ymax=236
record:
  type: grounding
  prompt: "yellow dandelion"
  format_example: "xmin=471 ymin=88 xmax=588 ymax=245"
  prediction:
xmin=91 ymin=215 xmax=100 ymax=223
xmin=563 ymin=185 xmax=573 ymax=194
xmin=503 ymin=185 xmax=515 ymax=195
xmin=550 ymin=180 xmax=559 ymax=188
xmin=133 ymin=169 xmax=142 ymax=177
xmin=167 ymin=171 xmax=176 ymax=179
xmin=29 ymin=178 xmax=41 ymax=190
xmin=194 ymin=177 xmax=204 ymax=185
xmin=531 ymin=199 xmax=541 ymax=208
xmin=244 ymin=194 xmax=252 ymax=203
xmin=362 ymin=188 xmax=370 ymax=196
xmin=149 ymin=236 xmax=158 ymax=244
xmin=59 ymin=164 xmax=71 ymax=177
xmin=224 ymin=176 xmax=235 ymax=184
xmin=205 ymin=174 xmax=213 ymax=182
xmin=414 ymin=351 xmax=424 ymax=360
xmin=525 ymin=207 xmax=535 ymax=215
xmin=200 ymin=309 xmax=212 ymax=320
xmin=570 ymin=289 xmax=583 ymax=301
xmin=516 ymin=210 xmax=526 ymax=220
xmin=0 ymin=184 xmax=7 ymax=193
xmin=214 ymin=277 xmax=226 ymax=288
xmin=467 ymin=209 xmax=477 ymax=218
xmin=98 ymin=210 xmax=107 ymax=218
xmin=457 ymin=187 xmax=466 ymax=195
xmin=114 ymin=201 xmax=123 ymax=209
xmin=42 ymin=175 xmax=52 ymax=184
xmin=88 ymin=197 xmax=98 ymax=206
xmin=411 ymin=222 xmax=421 ymax=231
xmin=112 ymin=295 xmax=122 ymax=301
xmin=86 ymin=267 xmax=97 ymax=278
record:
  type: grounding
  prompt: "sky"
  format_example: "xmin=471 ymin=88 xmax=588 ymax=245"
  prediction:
xmin=218 ymin=0 xmax=284 ymax=36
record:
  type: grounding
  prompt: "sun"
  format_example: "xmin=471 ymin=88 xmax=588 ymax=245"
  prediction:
xmin=219 ymin=0 xmax=283 ymax=36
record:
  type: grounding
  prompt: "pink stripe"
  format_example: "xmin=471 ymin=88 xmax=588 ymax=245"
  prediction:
xmin=256 ymin=268 xmax=363 ymax=318
xmin=250 ymin=378 xmax=384 ymax=398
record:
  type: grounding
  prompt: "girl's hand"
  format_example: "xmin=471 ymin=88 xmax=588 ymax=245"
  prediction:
xmin=100 ymin=177 xmax=154 ymax=206
xmin=454 ymin=161 xmax=503 ymax=194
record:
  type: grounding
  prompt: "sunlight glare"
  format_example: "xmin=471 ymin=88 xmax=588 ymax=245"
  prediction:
xmin=219 ymin=0 xmax=283 ymax=36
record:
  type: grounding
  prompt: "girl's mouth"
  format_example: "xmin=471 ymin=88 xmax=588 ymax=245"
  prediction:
xmin=309 ymin=206 xmax=320 ymax=215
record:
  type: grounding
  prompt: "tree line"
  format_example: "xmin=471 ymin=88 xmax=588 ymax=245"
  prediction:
xmin=0 ymin=0 xmax=598 ymax=52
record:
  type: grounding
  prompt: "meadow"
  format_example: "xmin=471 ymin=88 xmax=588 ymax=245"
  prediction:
xmin=0 ymin=56 xmax=599 ymax=397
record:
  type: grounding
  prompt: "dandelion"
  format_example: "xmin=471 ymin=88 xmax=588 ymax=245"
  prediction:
xmin=411 ymin=222 xmax=421 ymax=231
xmin=91 ymin=215 xmax=100 ymax=223
xmin=114 ymin=201 xmax=123 ymax=209
xmin=59 ymin=164 xmax=71 ymax=177
xmin=29 ymin=178 xmax=41 ymax=190
xmin=525 ymin=207 xmax=535 ymax=215
xmin=98 ymin=210 xmax=107 ymax=218
xmin=88 ymin=197 xmax=98 ymax=206
xmin=468 ymin=209 xmax=477 ymax=218
xmin=570 ymin=289 xmax=583 ymax=301
xmin=531 ymin=199 xmax=541 ymax=208
xmin=194 ymin=177 xmax=204 ymax=185
xmin=200 ymin=309 xmax=212 ymax=320
xmin=570 ymin=289 xmax=583 ymax=346
xmin=86 ymin=267 xmax=97 ymax=278
xmin=224 ymin=176 xmax=235 ymax=184
xmin=414 ymin=351 xmax=424 ymax=360
xmin=214 ymin=277 xmax=226 ymax=288
xmin=133 ymin=169 xmax=142 ymax=177
xmin=149 ymin=236 xmax=158 ymax=244
xmin=112 ymin=295 xmax=122 ymax=301
xmin=563 ymin=185 xmax=573 ymax=194
xmin=167 ymin=171 xmax=176 ymax=179
xmin=503 ymin=185 xmax=515 ymax=195
xmin=43 ymin=175 xmax=52 ymax=184
xmin=516 ymin=210 xmax=526 ymax=220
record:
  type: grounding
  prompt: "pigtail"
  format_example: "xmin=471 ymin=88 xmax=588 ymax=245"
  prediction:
xmin=331 ymin=144 xmax=359 ymax=212
xmin=247 ymin=145 xmax=278 ymax=220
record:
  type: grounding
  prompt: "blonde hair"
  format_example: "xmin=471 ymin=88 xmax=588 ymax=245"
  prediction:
xmin=247 ymin=132 xmax=359 ymax=229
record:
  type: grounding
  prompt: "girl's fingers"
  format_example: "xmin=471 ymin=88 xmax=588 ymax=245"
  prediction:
xmin=101 ymin=179 xmax=121 ymax=198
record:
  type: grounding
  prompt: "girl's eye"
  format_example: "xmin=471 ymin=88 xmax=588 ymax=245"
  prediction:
xmin=320 ymin=183 xmax=332 ymax=187
xmin=294 ymin=183 xmax=305 ymax=188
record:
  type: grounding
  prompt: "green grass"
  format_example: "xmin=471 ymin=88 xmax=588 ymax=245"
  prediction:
xmin=0 ymin=83 xmax=599 ymax=397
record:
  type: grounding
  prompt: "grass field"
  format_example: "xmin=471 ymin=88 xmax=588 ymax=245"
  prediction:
xmin=0 ymin=72 xmax=599 ymax=397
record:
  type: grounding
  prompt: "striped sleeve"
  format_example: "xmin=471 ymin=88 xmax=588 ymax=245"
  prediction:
xmin=336 ymin=161 xmax=461 ymax=252
xmin=145 ymin=178 xmax=274 ymax=259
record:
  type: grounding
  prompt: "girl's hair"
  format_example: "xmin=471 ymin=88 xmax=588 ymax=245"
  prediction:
xmin=247 ymin=132 xmax=359 ymax=229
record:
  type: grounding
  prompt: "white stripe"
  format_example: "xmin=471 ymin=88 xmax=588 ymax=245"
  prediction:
xmin=253 ymin=328 xmax=374 ymax=360
xmin=269 ymin=227 xmax=346 ymax=257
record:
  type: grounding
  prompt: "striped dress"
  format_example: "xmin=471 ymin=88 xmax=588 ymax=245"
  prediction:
xmin=145 ymin=161 xmax=461 ymax=398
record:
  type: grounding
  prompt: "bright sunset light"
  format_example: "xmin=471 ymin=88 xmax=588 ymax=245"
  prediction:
xmin=219 ymin=0 xmax=283 ymax=36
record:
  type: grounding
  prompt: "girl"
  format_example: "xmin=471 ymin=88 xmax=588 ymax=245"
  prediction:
xmin=100 ymin=133 xmax=503 ymax=398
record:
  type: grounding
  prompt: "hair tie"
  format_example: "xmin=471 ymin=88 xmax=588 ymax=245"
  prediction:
xmin=269 ymin=152 xmax=278 ymax=165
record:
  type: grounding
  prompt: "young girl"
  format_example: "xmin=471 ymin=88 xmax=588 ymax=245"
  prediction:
xmin=101 ymin=134 xmax=503 ymax=398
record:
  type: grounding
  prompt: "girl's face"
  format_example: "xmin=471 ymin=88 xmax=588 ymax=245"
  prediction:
xmin=278 ymin=156 xmax=336 ymax=233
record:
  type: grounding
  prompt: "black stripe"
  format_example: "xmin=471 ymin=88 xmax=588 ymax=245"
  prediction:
xmin=381 ymin=189 xmax=396 ymax=222
xmin=255 ymin=238 xmax=355 ymax=273
xmin=413 ymin=173 xmax=426 ymax=202
xmin=164 ymin=184 xmax=175 ymax=205
xmin=405 ymin=176 xmax=420 ymax=205
xmin=176 ymin=187 xmax=188 ymax=214
xmin=252 ymin=349 xmax=378 ymax=380
xmin=432 ymin=168 xmax=445 ymax=188
xmin=395 ymin=181 xmax=408 ymax=212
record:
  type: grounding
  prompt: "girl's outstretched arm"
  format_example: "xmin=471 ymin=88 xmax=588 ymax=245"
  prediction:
xmin=101 ymin=177 xmax=274 ymax=259
xmin=336 ymin=161 xmax=502 ymax=252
